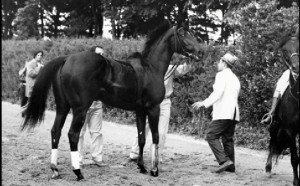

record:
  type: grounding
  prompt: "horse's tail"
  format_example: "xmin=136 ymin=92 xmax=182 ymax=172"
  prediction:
xmin=268 ymin=121 xmax=290 ymax=164
xmin=21 ymin=56 xmax=68 ymax=131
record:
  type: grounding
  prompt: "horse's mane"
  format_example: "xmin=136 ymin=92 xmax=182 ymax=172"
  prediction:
xmin=142 ymin=20 xmax=171 ymax=57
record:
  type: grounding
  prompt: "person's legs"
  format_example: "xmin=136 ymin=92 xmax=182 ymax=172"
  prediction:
xmin=206 ymin=120 xmax=231 ymax=164
xmin=78 ymin=112 xmax=89 ymax=164
xmin=221 ymin=120 xmax=237 ymax=163
xmin=156 ymin=99 xmax=171 ymax=160
xmin=20 ymin=83 xmax=28 ymax=107
xmin=221 ymin=121 xmax=237 ymax=172
xmin=88 ymin=106 xmax=104 ymax=163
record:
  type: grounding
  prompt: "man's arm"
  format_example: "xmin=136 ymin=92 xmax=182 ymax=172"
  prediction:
xmin=202 ymin=73 xmax=225 ymax=108
xmin=27 ymin=61 xmax=42 ymax=78
xmin=174 ymin=63 xmax=192 ymax=76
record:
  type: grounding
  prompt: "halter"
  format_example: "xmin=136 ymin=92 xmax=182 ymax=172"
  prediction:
xmin=164 ymin=26 xmax=195 ymax=80
xmin=281 ymin=36 xmax=299 ymax=74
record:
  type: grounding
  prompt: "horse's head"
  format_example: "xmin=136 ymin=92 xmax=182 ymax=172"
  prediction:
xmin=170 ymin=23 xmax=202 ymax=60
xmin=278 ymin=28 xmax=299 ymax=74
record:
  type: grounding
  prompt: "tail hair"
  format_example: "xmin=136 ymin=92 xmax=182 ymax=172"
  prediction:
xmin=21 ymin=56 xmax=68 ymax=131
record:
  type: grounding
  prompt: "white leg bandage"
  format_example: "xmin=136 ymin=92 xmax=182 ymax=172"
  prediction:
xmin=51 ymin=149 xmax=58 ymax=165
xmin=71 ymin=151 xmax=80 ymax=170
xmin=151 ymin=144 xmax=158 ymax=168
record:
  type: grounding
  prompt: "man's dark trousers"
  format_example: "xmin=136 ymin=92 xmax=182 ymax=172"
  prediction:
xmin=206 ymin=119 xmax=237 ymax=165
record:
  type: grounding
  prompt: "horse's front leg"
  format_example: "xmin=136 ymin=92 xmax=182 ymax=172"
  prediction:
xmin=136 ymin=109 xmax=147 ymax=173
xmin=265 ymin=147 xmax=273 ymax=178
xmin=68 ymin=110 xmax=86 ymax=181
xmin=147 ymin=105 xmax=160 ymax=177
xmin=288 ymin=135 xmax=299 ymax=186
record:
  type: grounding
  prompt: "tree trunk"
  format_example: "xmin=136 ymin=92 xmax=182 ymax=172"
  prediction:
xmin=40 ymin=7 xmax=44 ymax=37
xmin=91 ymin=0 xmax=99 ymax=37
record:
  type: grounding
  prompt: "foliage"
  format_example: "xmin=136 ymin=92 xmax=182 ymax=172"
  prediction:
xmin=12 ymin=0 xmax=40 ymax=39
xmin=0 ymin=37 xmax=266 ymax=150
xmin=224 ymin=0 xmax=299 ymax=127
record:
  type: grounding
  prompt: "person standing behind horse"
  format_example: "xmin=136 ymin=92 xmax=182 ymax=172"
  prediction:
xmin=260 ymin=69 xmax=294 ymax=124
xmin=78 ymin=46 xmax=107 ymax=167
xmin=21 ymin=51 xmax=44 ymax=116
xmin=129 ymin=56 xmax=193 ymax=162
xmin=19 ymin=61 xmax=29 ymax=116
xmin=261 ymin=27 xmax=299 ymax=125
xmin=192 ymin=53 xmax=240 ymax=173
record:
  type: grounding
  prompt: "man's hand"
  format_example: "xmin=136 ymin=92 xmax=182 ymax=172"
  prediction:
xmin=191 ymin=101 xmax=204 ymax=110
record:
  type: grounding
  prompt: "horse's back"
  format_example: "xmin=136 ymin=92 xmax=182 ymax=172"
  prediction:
xmin=61 ymin=50 xmax=140 ymax=110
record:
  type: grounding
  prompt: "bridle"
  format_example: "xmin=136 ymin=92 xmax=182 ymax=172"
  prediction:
xmin=281 ymin=36 xmax=299 ymax=74
xmin=164 ymin=26 xmax=198 ymax=80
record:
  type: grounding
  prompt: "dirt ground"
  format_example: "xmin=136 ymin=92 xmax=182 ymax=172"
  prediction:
xmin=2 ymin=101 xmax=294 ymax=186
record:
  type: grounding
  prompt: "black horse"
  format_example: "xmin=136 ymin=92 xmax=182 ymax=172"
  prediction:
xmin=21 ymin=20 xmax=201 ymax=181
xmin=265 ymin=30 xmax=299 ymax=186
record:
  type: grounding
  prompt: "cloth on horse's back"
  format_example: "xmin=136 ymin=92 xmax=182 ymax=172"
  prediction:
xmin=102 ymin=56 xmax=136 ymax=88
xmin=98 ymin=53 xmax=145 ymax=106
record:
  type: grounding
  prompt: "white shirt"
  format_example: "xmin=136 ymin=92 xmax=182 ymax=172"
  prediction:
xmin=164 ymin=63 xmax=191 ymax=97
xmin=202 ymin=68 xmax=241 ymax=121
xmin=275 ymin=69 xmax=290 ymax=96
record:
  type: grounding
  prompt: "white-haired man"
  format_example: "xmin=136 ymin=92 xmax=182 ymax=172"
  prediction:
xmin=192 ymin=52 xmax=241 ymax=173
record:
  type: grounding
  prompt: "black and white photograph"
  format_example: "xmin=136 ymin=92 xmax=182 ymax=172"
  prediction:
xmin=2 ymin=0 xmax=299 ymax=185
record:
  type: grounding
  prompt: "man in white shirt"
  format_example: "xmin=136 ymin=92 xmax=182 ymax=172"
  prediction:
xmin=192 ymin=52 xmax=240 ymax=173
xmin=261 ymin=69 xmax=291 ymax=124
xmin=129 ymin=58 xmax=193 ymax=163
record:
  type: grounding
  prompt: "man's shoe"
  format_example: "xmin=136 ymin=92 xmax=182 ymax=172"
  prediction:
xmin=129 ymin=152 xmax=139 ymax=160
xmin=93 ymin=160 xmax=108 ymax=167
xmin=225 ymin=164 xmax=235 ymax=172
xmin=215 ymin=160 xmax=234 ymax=173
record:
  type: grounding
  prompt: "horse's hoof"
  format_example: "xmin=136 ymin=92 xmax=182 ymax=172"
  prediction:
xmin=73 ymin=169 xmax=84 ymax=181
xmin=76 ymin=175 xmax=84 ymax=181
xmin=139 ymin=167 xmax=148 ymax=174
xmin=150 ymin=168 xmax=159 ymax=177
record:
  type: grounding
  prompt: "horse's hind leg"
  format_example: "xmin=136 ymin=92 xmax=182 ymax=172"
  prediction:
xmin=50 ymin=105 xmax=70 ymax=179
xmin=265 ymin=149 xmax=273 ymax=178
xmin=51 ymin=75 xmax=70 ymax=179
xmin=68 ymin=108 xmax=88 ymax=181
xmin=147 ymin=106 xmax=160 ymax=177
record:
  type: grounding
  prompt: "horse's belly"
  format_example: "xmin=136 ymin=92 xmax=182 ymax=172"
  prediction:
xmin=99 ymin=87 xmax=137 ymax=110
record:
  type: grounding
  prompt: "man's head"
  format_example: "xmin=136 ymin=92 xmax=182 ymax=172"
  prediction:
xmin=91 ymin=46 xmax=104 ymax=55
xmin=217 ymin=52 xmax=238 ymax=72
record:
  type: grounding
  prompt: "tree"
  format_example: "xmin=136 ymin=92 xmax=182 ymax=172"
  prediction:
xmin=12 ymin=0 xmax=40 ymax=39
xmin=225 ymin=0 xmax=299 ymax=125
xmin=2 ymin=0 xmax=26 ymax=39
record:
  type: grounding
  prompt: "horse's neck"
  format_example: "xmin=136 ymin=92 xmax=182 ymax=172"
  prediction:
xmin=146 ymin=39 xmax=174 ymax=77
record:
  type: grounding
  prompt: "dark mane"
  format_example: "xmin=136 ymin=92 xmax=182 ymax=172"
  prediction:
xmin=142 ymin=20 xmax=171 ymax=57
